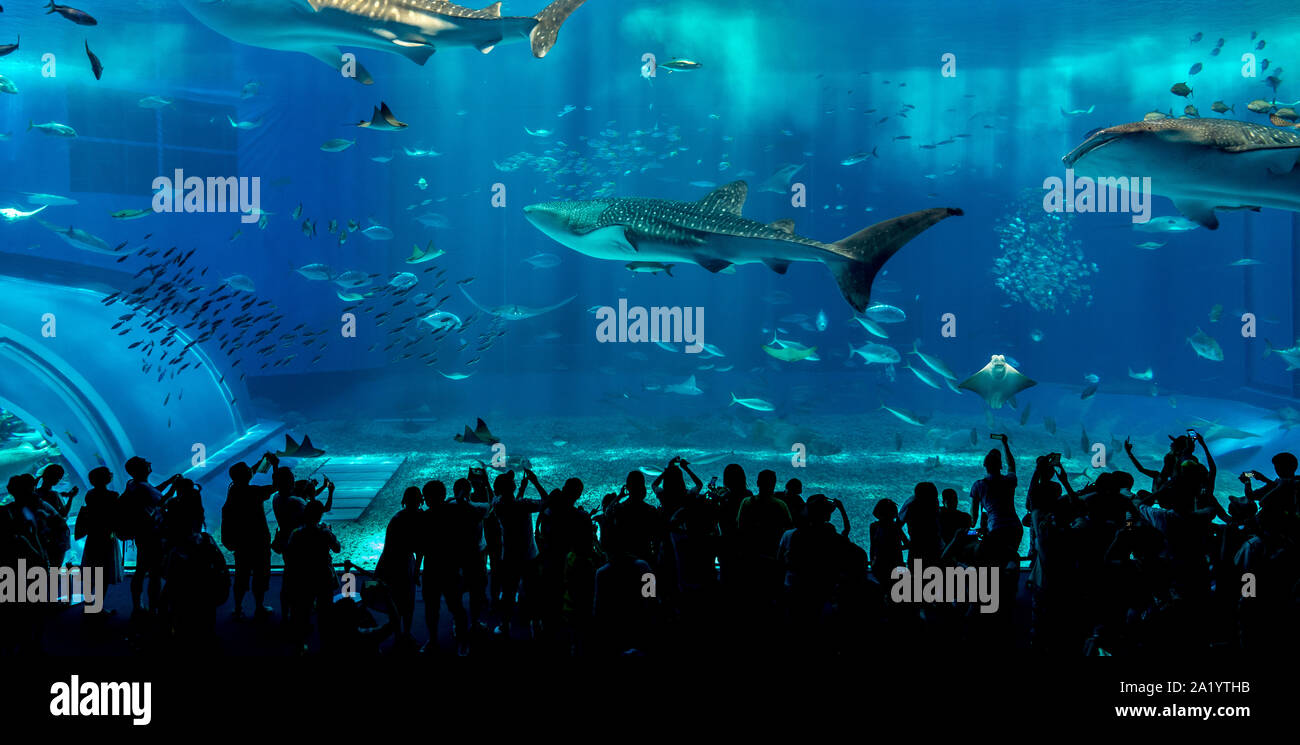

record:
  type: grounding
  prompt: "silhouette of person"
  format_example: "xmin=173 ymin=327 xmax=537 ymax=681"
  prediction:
xmin=35 ymin=464 xmax=78 ymax=519
xmin=969 ymin=435 xmax=1022 ymax=569
xmin=284 ymin=500 xmax=341 ymax=650
xmin=75 ymin=466 xmax=124 ymax=590
xmin=120 ymin=456 xmax=180 ymax=617
xmin=899 ymin=481 xmax=942 ymax=566
xmin=376 ymin=486 xmax=423 ymax=644
xmin=221 ymin=452 xmax=278 ymax=620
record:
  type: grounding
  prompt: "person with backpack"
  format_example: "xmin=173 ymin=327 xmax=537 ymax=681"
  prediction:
xmin=160 ymin=509 xmax=229 ymax=653
xmin=118 ymin=456 xmax=181 ymax=618
xmin=284 ymin=500 xmax=341 ymax=650
xmin=221 ymin=453 xmax=278 ymax=621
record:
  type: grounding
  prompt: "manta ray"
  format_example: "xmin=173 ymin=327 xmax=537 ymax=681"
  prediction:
xmin=178 ymin=0 xmax=591 ymax=84
xmin=1063 ymin=118 xmax=1300 ymax=229
xmin=958 ymin=355 xmax=1036 ymax=409
xmin=523 ymin=180 xmax=962 ymax=312
xmin=459 ymin=285 xmax=575 ymax=320
xmin=275 ymin=434 xmax=327 ymax=458
xmin=454 ymin=417 xmax=499 ymax=445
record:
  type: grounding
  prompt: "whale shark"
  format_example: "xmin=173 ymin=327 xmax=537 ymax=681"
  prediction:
xmin=1063 ymin=118 xmax=1300 ymax=229
xmin=178 ymin=0 xmax=591 ymax=84
xmin=523 ymin=180 xmax=962 ymax=312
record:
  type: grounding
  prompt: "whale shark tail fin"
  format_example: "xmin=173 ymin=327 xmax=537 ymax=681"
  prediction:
xmin=530 ymin=0 xmax=589 ymax=58
xmin=826 ymin=207 xmax=963 ymax=312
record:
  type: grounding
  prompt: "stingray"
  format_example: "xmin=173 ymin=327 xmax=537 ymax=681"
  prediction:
xmin=275 ymin=434 xmax=326 ymax=458
xmin=459 ymin=285 xmax=575 ymax=320
xmin=958 ymin=354 xmax=1037 ymax=409
xmin=356 ymin=102 xmax=407 ymax=131
xmin=454 ymin=417 xmax=499 ymax=445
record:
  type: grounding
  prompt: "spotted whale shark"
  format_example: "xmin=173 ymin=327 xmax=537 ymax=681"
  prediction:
xmin=523 ymin=181 xmax=963 ymax=312
xmin=178 ymin=0 xmax=591 ymax=84
xmin=1064 ymin=118 xmax=1300 ymax=230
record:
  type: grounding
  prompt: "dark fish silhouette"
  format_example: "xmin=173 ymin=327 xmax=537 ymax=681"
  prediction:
xmin=84 ymin=40 xmax=102 ymax=80
xmin=454 ymin=417 xmax=499 ymax=446
xmin=46 ymin=1 xmax=97 ymax=25
xmin=275 ymin=434 xmax=326 ymax=458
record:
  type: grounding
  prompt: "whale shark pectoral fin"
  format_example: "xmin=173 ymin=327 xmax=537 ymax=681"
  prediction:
xmin=697 ymin=258 xmax=733 ymax=273
xmin=761 ymin=258 xmax=792 ymax=274
xmin=391 ymin=39 xmax=437 ymax=64
xmin=305 ymin=45 xmax=374 ymax=84
xmin=1172 ymin=199 xmax=1221 ymax=230
xmin=580 ymin=225 xmax=638 ymax=254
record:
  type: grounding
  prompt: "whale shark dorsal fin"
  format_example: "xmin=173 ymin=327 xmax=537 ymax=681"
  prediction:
xmin=482 ymin=2 xmax=502 ymax=16
xmin=697 ymin=180 xmax=748 ymax=215
xmin=770 ymin=218 xmax=796 ymax=234
xmin=283 ymin=434 xmax=300 ymax=454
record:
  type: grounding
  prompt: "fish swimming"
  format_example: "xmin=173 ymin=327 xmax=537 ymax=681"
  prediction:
xmin=177 ymin=0 xmax=592 ymax=84
xmin=296 ymin=263 xmax=334 ymax=280
xmin=523 ymin=180 xmax=961 ymax=312
xmin=762 ymin=338 xmax=817 ymax=362
xmin=663 ymin=375 xmax=703 ymax=396
xmin=37 ymin=220 xmax=123 ymax=254
xmin=1188 ymin=327 xmax=1224 ymax=361
xmin=729 ymin=393 xmax=774 ymax=412
xmin=46 ymin=2 xmax=96 ymax=26
xmin=1064 ymin=118 xmax=1300 ymax=230
xmin=908 ymin=340 xmax=958 ymax=380
xmin=958 ymin=354 xmax=1036 ymax=409
xmin=880 ymin=403 xmax=928 ymax=426
xmin=849 ymin=341 xmax=900 ymax=365
xmin=406 ymin=241 xmax=444 ymax=263
xmin=0 ymin=205 xmax=46 ymax=222
xmin=625 ymin=261 xmax=673 ymax=276
xmin=356 ymin=102 xmax=407 ymax=131
xmin=28 ymin=120 xmax=76 ymax=137
xmin=459 ymin=285 xmax=574 ymax=320
xmin=84 ymin=40 xmax=103 ymax=80
xmin=275 ymin=434 xmax=326 ymax=458
xmin=422 ymin=311 xmax=462 ymax=332
xmin=1264 ymin=339 xmax=1300 ymax=370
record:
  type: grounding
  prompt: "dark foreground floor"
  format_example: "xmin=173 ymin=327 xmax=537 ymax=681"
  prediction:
xmin=15 ymin=569 xmax=1037 ymax=658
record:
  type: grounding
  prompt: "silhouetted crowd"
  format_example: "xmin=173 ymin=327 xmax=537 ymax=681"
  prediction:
xmin=2 ymin=430 xmax=1298 ymax=657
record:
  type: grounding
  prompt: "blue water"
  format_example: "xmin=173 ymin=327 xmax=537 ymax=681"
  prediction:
xmin=2 ymin=0 xmax=1299 ymax=515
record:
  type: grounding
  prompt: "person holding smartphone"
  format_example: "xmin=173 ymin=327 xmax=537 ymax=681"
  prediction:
xmin=969 ymin=433 xmax=1021 ymax=569
xmin=1240 ymin=451 xmax=1299 ymax=517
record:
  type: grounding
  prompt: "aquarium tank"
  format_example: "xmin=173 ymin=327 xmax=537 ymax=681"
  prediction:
xmin=0 ymin=0 xmax=1297 ymax=577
